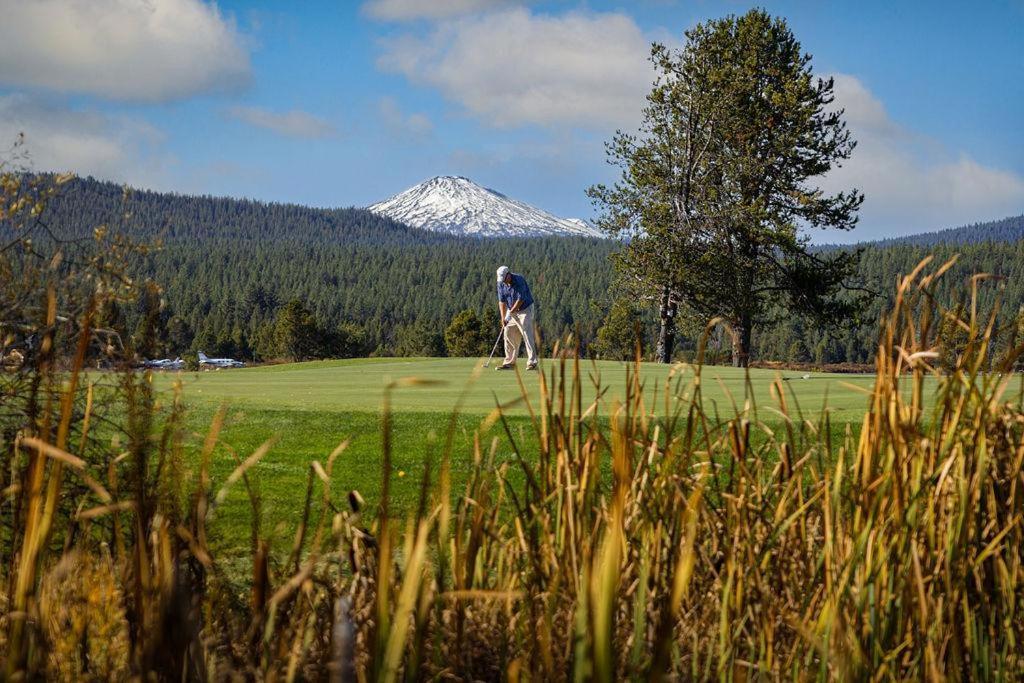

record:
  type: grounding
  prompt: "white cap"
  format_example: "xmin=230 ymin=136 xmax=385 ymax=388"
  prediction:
xmin=496 ymin=265 xmax=509 ymax=282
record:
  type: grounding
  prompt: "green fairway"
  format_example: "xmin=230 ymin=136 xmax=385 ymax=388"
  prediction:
xmin=149 ymin=358 xmax=887 ymax=559
xmin=155 ymin=356 xmax=879 ymax=422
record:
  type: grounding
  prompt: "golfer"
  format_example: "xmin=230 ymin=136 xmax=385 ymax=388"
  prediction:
xmin=495 ymin=265 xmax=538 ymax=371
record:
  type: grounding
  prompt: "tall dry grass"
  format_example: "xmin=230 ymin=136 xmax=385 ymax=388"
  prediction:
xmin=1 ymin=256 xmax=1024 ymax=680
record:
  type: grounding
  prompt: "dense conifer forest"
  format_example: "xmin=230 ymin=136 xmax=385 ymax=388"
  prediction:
xmin=843 ymin=214 xmax=1024 ymax=249
xmin=31 ymin=176 xmax=616 ymax=359
xmin=18 ymin=176 xmax=1024 ymax=364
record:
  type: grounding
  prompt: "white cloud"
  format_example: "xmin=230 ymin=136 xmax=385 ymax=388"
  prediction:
xmin=0 ymin=93 xmax=172 ymax=185
xmin=363 ymin=0 xmax=526 ymax=21
xmin=377 ymin=97 xmax=433 ymax=140
xmin=0 ymin=0 xmax=250 ymax=102
xmin=822 ymin=74 xmax=1024 ymax=238
xmin=225 ymin=106 xmax=336 ymax=139
xmin=377 ymin=8 xmax=653 ymax=129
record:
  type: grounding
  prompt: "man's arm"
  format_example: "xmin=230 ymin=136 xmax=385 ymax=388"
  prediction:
xmin=498 ymin=279 xmax=523 ymax=326
xmin=504 ymin=280 xmax=524 ymax=323
xmin=498 ymin=301 xmax=523 ymax=327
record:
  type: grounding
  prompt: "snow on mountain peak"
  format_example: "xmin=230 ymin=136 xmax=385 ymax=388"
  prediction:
xmin=367 ymin=176 xmax=602 ymax=238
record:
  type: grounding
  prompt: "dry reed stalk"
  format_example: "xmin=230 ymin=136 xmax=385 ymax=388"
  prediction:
xmin=4 ymin=258 xmax=1024 ymax=680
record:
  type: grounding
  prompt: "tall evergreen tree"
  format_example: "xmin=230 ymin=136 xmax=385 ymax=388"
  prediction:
xmin=165 ymin=316 xmax=194 ymax=354
xmin=395 ymin=320 xmax=446 ymax=358
xmin=327 ymin=321 xmax=368 ymax=359
xmin=444 ymin=309 xmax=488 ymax=357
xmin=132 ymin=281 xmax=169 ymax=359
xmin=274 ymin=300 xmax=320 ymax=362
xmin=590 ymin=9 xmax=865 ymax=366
xmin=590 ymin=299 xmax=648 ymax=360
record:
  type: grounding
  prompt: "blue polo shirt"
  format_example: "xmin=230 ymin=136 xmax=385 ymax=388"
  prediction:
xmin=497 ymin=273 xmax=534 ymax=311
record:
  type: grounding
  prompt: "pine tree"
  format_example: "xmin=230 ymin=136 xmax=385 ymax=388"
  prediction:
xmin=395 ymin=320 xmax=446 ymax=358
xmin=165 ymin=316 xmax=193 ymax=355
xmin=338 ymin=321 xmax=369 ymax=358
xmin=589 ymin=9 xmax=866 ymax=366
xmin=444 ymin=309 xmax=487 ymax=357
xmin=132 ymin=281 xmax=169 ymax=359
xmin=274 ymin=300 xmax=320 ymax=362
xmin=591 ymin=300 xmax=647 ymax=360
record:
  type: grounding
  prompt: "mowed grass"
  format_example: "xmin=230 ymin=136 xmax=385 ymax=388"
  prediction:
xmin=150 ymin=357 xmax=888 ymax=556
xmin=156 ymin=356 xmax=880 ymax=417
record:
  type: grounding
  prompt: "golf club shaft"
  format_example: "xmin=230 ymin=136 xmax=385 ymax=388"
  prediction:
xmin=485 ymin=327 xmax=504 ymax=366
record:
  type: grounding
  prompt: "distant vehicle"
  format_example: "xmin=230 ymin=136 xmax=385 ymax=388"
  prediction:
xmin=198 ymin=351 xmax=245 ymax=368
xmin=143 ymin=357 xmax=185 ymax=370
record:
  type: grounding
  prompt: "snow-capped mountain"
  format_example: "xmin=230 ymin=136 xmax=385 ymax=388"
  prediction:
xmin=367 ymin=176 xmax=601 ymax=238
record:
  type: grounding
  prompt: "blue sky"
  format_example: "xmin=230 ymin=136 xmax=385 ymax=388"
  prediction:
xmin=0 ymin=0 xmax=1021 ymax=242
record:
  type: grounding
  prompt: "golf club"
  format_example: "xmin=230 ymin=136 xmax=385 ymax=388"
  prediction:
xmin=483 ymin=327 xmax=504 ymax=368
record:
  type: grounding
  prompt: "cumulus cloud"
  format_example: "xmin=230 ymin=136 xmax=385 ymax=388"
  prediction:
xmin=377 ymin=97 xmax=433 ymax=140
xmin=377 ymin=8 xmax=653 ymax=129
xmin=0 ymin=0 xmax=250 ymax=102
xmin=0 ymin=93 xmax=172 ymax=185
xmin=363 ymin=0 xmax=526 ymax=22
xmin=822 ymin=74 xmax=1024 ymax=238
xmin=225 ymin=106 xmax=336 ymax=139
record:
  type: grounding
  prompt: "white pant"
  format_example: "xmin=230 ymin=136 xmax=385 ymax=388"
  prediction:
xmin=503 ymin=306 xmax=538 ymax=366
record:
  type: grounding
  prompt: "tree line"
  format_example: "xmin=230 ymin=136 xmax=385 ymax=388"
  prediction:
xmin=7 ymin=10 xmax=1024 ymax=369
xmin=12 ymin=175 xmax=1024 ymax=367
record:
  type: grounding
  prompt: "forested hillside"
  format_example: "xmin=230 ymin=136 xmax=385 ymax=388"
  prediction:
xmin=19 ymin=176 xmax=1024 ymax=364
xmin=820 ymin=214 xmax=1024 ymax=249
xmin=754 ymin=240 xmax=1024 ymax=364
xmin=35 ymin=176 xmax=617 ymax=358
xmin=877 ymin=215 xmax=1024 ymax=247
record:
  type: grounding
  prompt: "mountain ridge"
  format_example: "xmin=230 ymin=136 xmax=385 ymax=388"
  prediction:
xmin=12 ymin=173 xmax=1021 ymax=248
xmin=367 ymin=175 xmax=601 ymax=238
xmin=818 ymin=213 xmax=1024 ymax=250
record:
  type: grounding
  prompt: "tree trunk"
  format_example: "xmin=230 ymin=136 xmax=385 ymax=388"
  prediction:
xmin=656 ymin=285 xmax=677 ymax=363
xmin=731 ymin=314 xmax=752 ymax=368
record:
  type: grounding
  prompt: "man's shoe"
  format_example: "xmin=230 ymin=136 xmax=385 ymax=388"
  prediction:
xmin=526 ymin=363 xmax=538 ymax=371
xmin=495 ymin=364 xmax=515 ymax=371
